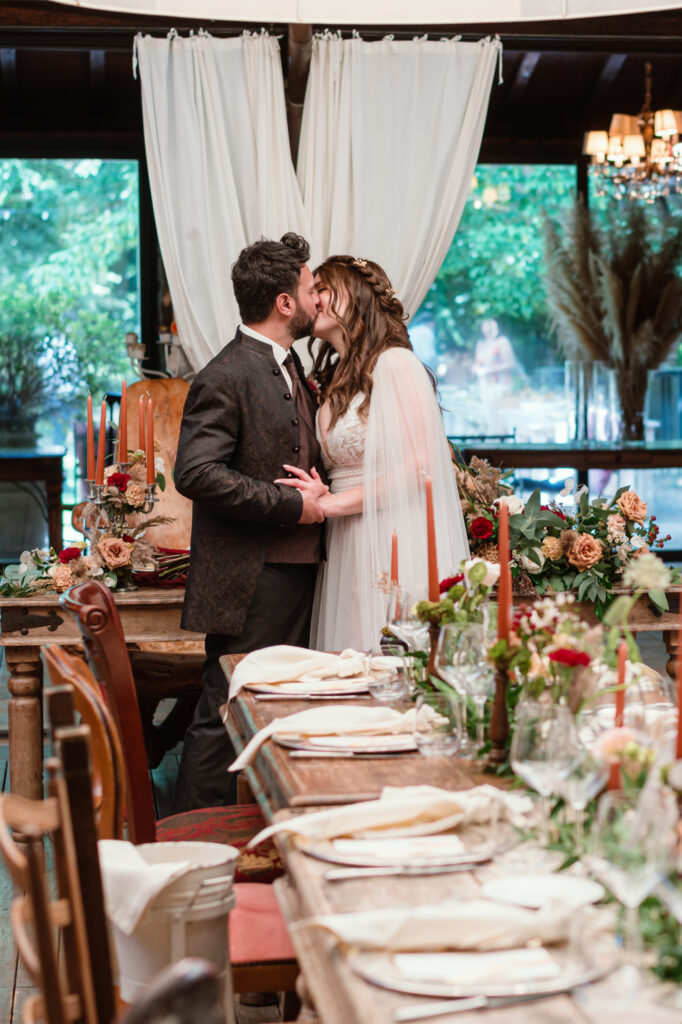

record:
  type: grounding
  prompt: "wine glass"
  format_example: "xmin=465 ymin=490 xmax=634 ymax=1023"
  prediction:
xmin=386 ymin=585 xmax=430 ymax=652
xmin=365 ymin=646 xmax=410 ymax=703
xmin=510 ymin=701 xmax=576 ymax=844
xmin=556 ymin=733 xmax=609 ymax=856
xmin=435 ymin=623 xmax=481 ymax=757
xmin=413 ymin=691 xmax=462 ymax=757
xmin=585 ymin=787 xmax=678 ymax=994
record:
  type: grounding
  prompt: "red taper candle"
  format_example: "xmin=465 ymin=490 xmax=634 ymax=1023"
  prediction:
xmin=390 ymin=531 xmax=399 ymax=586
xmin=118 ymin=380 xmax=127 ymax=464
xmin=138 ymin=394 xmax=146 ymax=451
xmin=86 ymin=394 xmax=95 ymax=480
xmin=94 ymin=400 xmax=106 ymax=486
xmin=146 ymin=397 xmax=155 ymax=485
xmin=608 ymin=639 xmax=628 ymax=790
xmin=497 ymin=503 xmax=511 ymax=641
xmin=425 ymin=477 xmax=439 ymax=602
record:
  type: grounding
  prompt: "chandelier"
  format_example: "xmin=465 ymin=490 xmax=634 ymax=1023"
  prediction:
xmin=583 ymin=62 xmax=682 ymax=202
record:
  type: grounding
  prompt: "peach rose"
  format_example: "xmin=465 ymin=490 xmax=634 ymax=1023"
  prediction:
xmin=617 ymin=490 xmax=647 ymax=524
xmin=566 ymin=533 xmax=603 ymax=571
xmin=126 ymin=483 xmax=147 ymax=508
xmin=97 ymin=536 xmax=132 ymax=569
xmin=49 ymin=563 xmax=73 ymax=591
xmin=606 ymin=513 xmax=627 ymax=538
xmin=541 ymin=536 xmax=564 ymax=561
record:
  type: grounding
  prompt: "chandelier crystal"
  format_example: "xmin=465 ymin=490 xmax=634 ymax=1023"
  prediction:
xmin=583 ymin=62 xmax=682 ymax=202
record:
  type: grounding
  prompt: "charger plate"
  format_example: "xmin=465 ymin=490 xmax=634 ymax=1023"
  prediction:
xmin=273 ymin=733 xmax=417 ymax=754
xmin=350 ymin=950 xmax=609 ymax=1000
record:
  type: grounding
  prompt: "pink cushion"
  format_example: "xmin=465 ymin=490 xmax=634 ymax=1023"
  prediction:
xmin=229 ymin=883 xmax=296 ymax=964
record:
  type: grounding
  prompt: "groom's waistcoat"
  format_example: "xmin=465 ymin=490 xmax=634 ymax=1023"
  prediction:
xmin=174 ymin=331 xmax=324 ymax=636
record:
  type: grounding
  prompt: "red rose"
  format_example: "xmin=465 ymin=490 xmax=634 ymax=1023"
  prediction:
xmin=107 ymin=472 xmax=130 ymax=492
xmin=58 ymin=546 xmax=82 ymax=563
xmin=542 ymin=504 xmax=566 ymax=520
xmin=470 ymin=516 xmax=494 ymax=540
xmin=549 ymin=649 xmax=591 ymax=667
xmin=440 ymin=573 xmax=464 ymax=593
xmin=123 ymin=534 xmax=136 ymax=543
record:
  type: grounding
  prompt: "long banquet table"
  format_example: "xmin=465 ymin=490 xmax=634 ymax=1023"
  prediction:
xmin=223 ymin=673 xmax=646 ymax=1024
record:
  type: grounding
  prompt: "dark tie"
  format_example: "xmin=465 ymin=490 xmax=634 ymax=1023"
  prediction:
xmin=283 ymin=352 xmax=315 ymax=434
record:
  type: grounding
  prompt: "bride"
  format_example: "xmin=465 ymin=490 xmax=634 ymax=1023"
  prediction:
xmin=277 ymin=255 xmax=469 ymax=651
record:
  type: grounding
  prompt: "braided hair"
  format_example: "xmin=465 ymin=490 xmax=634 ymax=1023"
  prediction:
xmin=309 ymin=255 xmax=412 ymax=429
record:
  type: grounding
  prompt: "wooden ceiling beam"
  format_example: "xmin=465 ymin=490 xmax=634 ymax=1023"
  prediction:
xmin=586 ymin=52 xmax=627 ymax=109
xmin=504 ymin=51 xmax=540 ymax=110
xmin=286 ymin=23 xmax=312 ymax=166
xmin=89 ymin=48 xmax=106 ymax=111
xmin=0 ymin=48 xmax=17 ymax=109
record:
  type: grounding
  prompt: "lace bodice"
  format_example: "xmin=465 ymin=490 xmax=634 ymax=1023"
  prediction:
xmin=316 ymin=393 xmax=366 ymax=491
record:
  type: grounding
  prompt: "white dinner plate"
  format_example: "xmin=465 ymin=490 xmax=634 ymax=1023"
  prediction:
xmin=245 ymin=678 xmax=371 ymax=696
xmin=480 ymin=873 xmax=605 ymax=910
xmin=303 ymin=834 xmax=495 ymax=869
xmin=274 ymin=733 xmax=417 ymax=754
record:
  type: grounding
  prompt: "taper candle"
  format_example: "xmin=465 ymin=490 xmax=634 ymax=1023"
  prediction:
xmin=118 ymin=380 xmax=127 ymax=464
xmin=425 ymin=477 xmax=439 ymax=602
xmin=138 ymin=395 xmax=146 ymax=451
xmin=146 ymin=397 xmax=155 ymax=485
xmin=615 ymin=639 xmax=626 ymax=728
xmin=86 ymin=394 xmax=95 ymax=480
xmin=94 ymin=400 xmax=106 ymax=486
xmin=497 ymin=503 xmax=511 ymax=641
xmin=390 ymin=531 xmax=399 ymax=586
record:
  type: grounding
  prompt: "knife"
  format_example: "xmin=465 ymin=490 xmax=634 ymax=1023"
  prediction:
xmin=324 ymin=862 xmax=483 ymax=881
xmin=393 ymin=990 xmax=564 ymax=1021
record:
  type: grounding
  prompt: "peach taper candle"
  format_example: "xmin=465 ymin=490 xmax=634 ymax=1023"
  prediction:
xmin=94 ymin=400 xmax=106 ymax=485
xmin=496 ymin=503 xmax=511 ymax=641
xmin=86 ymin=394 xmax=95 ymax=480
xmin=118 ymin=380 xmax=127 ymax=464
xmin=425 ymin=477 xmax=439 ymax=602
xmin=146 ymin=397 xmax=155 ymax=485
xmin=390 ymin=531 xmax=399 ymax=586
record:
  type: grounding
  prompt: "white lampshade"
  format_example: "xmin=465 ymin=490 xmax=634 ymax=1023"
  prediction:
xmin=654 ymin=109 xmax=682 ymax=137
xmin=609 ymin=113 xmax=638 ymax=141
xmin=583 ymin=130 xmax=609 ymax=156
xmin=607 ymin=136 xmax=625 ymax=165
xmin=651 ymin=137 xmax=672 ymax=163
xmin=623 ymin=133 xmax=646 ymax=158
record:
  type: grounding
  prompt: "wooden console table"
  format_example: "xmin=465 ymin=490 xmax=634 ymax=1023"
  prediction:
xmin=0 ymin=588 xmax=202 ymax=802
xmin=0 ymin=446 xmax=66 ymax=555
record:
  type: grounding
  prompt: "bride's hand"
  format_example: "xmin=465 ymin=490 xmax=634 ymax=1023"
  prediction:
xmin=275 ymin=465 xmax=329 ymax=499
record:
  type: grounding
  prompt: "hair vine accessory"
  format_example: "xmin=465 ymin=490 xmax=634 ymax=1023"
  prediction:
xmin=386 ymin=287 xmax=396 ymax=298
xmin=352 ymin=257 xmax=368 ymax=268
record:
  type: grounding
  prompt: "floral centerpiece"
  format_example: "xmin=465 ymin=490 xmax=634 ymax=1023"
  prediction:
xmin=414 ymin=557 xmax=501 ymax=627
xmin=453 ymin=454 xmax=513 ymax=558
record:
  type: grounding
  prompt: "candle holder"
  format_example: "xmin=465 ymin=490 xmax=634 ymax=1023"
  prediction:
xmin=139 ymin=482 xmax=159 ymax=515
xmin=488 ymin=664 xmax=510 ymax=764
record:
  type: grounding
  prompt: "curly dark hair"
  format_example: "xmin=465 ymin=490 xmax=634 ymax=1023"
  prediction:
xmin=308 ymin=255 xmax=412 ymax=428
xmin=232 ymin=232 xmax=310 ymax=323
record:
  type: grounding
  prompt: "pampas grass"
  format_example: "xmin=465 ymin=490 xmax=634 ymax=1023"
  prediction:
xmin=544 ymin=200 xmax=682 ymax=440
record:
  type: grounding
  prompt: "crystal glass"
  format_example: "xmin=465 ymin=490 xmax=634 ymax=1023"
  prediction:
xmin=556 ymin=736 xmax=609 ymax=855
xmin=510 ymin=701 xmax=576 ymax=843
xmin=413 ymin=690 xmax=462 ymax=757
xmin=434 ymin=623 xmax=478 ymax=756
xmin=386 ymin=585 xmax=430 ymax=652
xmin=586 ymin=788 xmax=678 ymax=994
xmin=366 ymin=646 xmax=410 ymax=703
xmin=437 ymin=623 xmax=493 ymax=751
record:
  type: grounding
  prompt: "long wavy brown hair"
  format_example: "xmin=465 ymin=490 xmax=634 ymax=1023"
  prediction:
xmin=309 ymin=256 xmax=412 ymax=428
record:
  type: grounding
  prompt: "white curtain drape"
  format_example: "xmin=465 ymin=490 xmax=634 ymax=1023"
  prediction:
xmin=135 ymin=31 xmax=311 ymax=370
xmin=297 ymin=35 xmax=500 ymax=318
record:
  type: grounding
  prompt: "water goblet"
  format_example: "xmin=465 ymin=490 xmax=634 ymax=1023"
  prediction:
xmin=585 ymin=787 xmax=678 ymax=995
xmin=366 ymin=647 xmax=410 ymax=704
xmin=435 ymin=623 xmax=479 ymax=757
xmin=556 ymin=738 xmax=609 ymax=856
xmin=413 ymin=690 xmax=462 ymax=757
xmin=510 ymin=701 xmax=576 ymax=844
xmin=386 ymin=585 xmax=430 ymax=652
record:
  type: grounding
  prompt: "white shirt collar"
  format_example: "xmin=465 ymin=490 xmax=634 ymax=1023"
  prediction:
xmin=240 ymin=324 xmax=289 ymax=367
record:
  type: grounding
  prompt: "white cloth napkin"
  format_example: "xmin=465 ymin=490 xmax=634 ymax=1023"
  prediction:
xmin=98 ymin=840 xmax=194 ymax=935
xmin=331 ymin=836 xmax=465 ymax=861
xmin=229 ymin=704 xmax=424 ymax=771
xmin=393 ymin=947 xmax=561 ymax=985
xmin=229 ymin=645 xmax=366 ymax=699
xmin=294 ymin=898 xmax=571 ymax=951
xmin=249 ymin=784 xmax=533 ymax=844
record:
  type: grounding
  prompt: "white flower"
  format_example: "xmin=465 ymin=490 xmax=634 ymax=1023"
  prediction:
xmin=464 ymin=558 xmax=501 ymax=588
xmin=622 ymin=552 xmax=671 ymax=592
xmin=517 ymin=549 xmax=546 ymax=575
xmin=154 ymin=455 xmax=165 ymax=473
xmin=496 ymin=495 xmax=525 ymax=515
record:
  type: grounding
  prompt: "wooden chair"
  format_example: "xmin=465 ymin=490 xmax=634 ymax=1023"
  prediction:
xmin=117 ymin=958 xmax=225 ymax=1024
xmin=43 ymin=643 xmax=298 ymax=1001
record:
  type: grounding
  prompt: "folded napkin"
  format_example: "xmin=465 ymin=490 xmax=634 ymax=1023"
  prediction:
xmin=98 ymin=839 xmax=194 ymax=934
xmin=249 ymin=784 xmax=533 ymax=844
xmin=393 ymin=947 xmax=561 ymax=985
xmin=294 ymin=898 xmax=570 ymax=951
xmin=229 ymin=704 xmax=424 ymax=771
xmin=229 ymin=645 xmax=366 ymax=700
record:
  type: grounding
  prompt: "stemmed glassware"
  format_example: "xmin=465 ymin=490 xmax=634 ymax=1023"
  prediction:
xmin=386 ymin=586 xmax=430 ymax=652
xmin=585 ymin=787 xmax=678 ymax=994
xmin=556 ymin=733 xmax=609 ymax=856
xmin=435 ymin=623 xmax=494 ymax=755
xmin=509 ymin=701 xmax=576 ymax=844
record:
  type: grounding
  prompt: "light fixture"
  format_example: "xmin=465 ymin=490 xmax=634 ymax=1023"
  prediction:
xmin=583 ymin=62 xmax=682 ymax=202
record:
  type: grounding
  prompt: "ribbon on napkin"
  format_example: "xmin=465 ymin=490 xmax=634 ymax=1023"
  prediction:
xmin=248 ymin=784 xmax=533 ymax=844
xmin=229 ymin=704 xmax=424 ymax=772
xmin=98 ymin=839 xmax=194 ymax=934
xmin=229 ymin=645 xmax=366 ymax=700
xmin=293 ymin=898 xmax=571 ymax=951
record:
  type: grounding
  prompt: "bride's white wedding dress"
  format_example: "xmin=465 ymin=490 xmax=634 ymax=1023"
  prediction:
xmin=311 ymin=346 xmax=469 ymax=651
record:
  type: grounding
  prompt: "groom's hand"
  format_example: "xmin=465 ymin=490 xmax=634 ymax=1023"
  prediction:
xmin=298 ymin=489 xmax=325 ymax=524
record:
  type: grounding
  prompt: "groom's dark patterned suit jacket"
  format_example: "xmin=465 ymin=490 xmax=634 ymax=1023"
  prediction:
xmin=174 ymin=330 xmax=320 ymax=636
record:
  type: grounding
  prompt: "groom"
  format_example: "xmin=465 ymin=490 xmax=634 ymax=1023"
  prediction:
xmin=173 ymin=232 xmax=325 ymax=811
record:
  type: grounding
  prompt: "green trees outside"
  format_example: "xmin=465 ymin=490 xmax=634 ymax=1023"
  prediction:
xmin=0 ymin=158 xmax=140 ymax=444
xmin=415 ymin=164 xmax=577 ymax=377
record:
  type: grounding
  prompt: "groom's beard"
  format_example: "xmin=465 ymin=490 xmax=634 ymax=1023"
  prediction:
xmin=289 ymin=304 xmax=316 ymax=341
